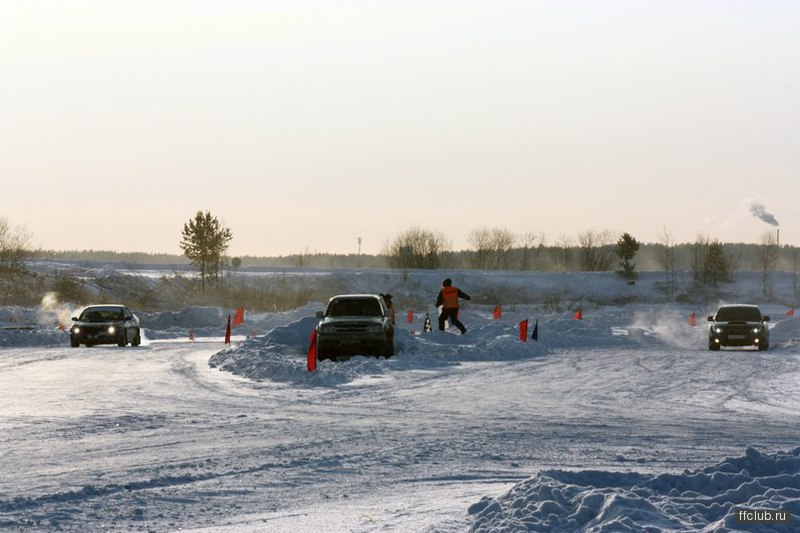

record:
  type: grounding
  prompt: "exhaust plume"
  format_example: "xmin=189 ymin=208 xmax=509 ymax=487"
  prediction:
xmin=38 ymin=291 xmax=74 ymax=328
xmin=748 ymin=201 xmax=779 ymax=227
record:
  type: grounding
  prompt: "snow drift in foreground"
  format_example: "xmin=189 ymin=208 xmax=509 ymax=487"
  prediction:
xmin=468 ymin=447 xmax=800 ymax=532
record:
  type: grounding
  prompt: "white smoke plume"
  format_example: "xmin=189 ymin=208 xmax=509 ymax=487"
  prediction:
xmin=748 ymin=200 xmax=779 ymax=227
xmin=38 ymin=291 xmax=74 ymax=328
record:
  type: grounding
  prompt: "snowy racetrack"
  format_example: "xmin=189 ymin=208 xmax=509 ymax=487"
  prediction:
xmin=3 ymin=317 xmax=800 ymax=531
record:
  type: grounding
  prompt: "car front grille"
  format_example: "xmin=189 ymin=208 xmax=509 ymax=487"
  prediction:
xmin=82 ymin=325 xmax=110 ymax=334
xmin=331 ymin=323 xmax=371 ymax=333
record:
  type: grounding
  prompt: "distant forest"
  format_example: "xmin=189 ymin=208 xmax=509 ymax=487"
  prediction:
xmin=37 ymin=242 xmax=800 ymax=274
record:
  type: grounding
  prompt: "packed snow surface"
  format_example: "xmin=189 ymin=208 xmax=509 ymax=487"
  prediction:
xmin=3 ymin=264 xmax=800 ymax=531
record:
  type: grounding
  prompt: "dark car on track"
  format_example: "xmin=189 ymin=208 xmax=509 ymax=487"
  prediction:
xmin=70 ymin=304 xmax=141 ymax=347
xmin=315 ymin=294 xmax=394 ymax=361
xmin=708 ymin=304 xmax=770 ymax=351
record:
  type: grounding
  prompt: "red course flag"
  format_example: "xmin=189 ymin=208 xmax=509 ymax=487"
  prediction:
xmin=532 ymin=319 xmax=539 ymax=341
xmin=407 ymin=308 xmax=414 ymax=324
xmin=307 ymin=329 xmax=318 ymax=371
xmin=787 ymin=308 xmax=795 ymax=316
xmin=574 ymin=308 xmax=583 ymax=320
xmin=689 ymin=312 xmax=697 ymax=327
xmin=224 ymin=315 xmax=231 ymax=344
xmin=493 ymin=305 xmax=502 ymax=319
xmin=189 ymin=328 xmax=195 ymax=341
xmin=519 ymin=319 xmax=528 ymax=342
xmin=232 ymin=306 xmax=245 ymax=326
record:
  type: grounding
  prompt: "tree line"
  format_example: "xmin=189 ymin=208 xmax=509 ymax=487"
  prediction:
xmin=5 ymin=214 xmax=798 ymax=295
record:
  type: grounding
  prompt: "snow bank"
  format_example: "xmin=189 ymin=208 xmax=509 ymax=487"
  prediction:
xmin=208 ymin=314 xmax=553 ymax=386
xmin=468 ymin=447 xmax=800 ymax=532
xmin=207 ymin=305 xmax=710 ymax=386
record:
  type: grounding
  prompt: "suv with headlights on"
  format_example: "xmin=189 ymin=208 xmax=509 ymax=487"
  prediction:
xmin=70 ymin=304 xmax=141 ymax=347
xmin=315 ymin=294 xmax=394 ymax=361
xmin=708 ymin=304 xmax=770 ymax=351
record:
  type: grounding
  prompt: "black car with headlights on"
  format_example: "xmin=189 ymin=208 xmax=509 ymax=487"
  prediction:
xmin=708 ymin=304 xmax=769 ymax=351
xmin=70 ymin=304 xmax=141 ymax=347
xmin=314 ymin=294 xmax=394 ymax=361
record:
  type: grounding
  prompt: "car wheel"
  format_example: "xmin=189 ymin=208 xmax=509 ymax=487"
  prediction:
xmin=117 ymin=328 xmax=127 ymax=347
xmin=758 ymin=342 xmax=769 ymax=351
xmin=131 ymin=329 xmax=141 ymax=347
xmin=709 ymin=342 xmax=720 ymax=351
xmin=70 ymin=337 xmax=79 ymax=348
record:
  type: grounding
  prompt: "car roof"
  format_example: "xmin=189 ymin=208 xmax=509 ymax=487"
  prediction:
xmin=717 ymin=304 xmax=760 ymax=309
xmin=328 ymin=294 xmax=382 ymax=300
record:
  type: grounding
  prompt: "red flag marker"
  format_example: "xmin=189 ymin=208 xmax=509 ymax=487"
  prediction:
xmin=787 ymin=308 xmax=795 ymax=316
xmin=407 ymin=308 xmax=413 ymax=324
xmin=307 ymin=329 xmax=318 ymax=371
xmin=519 ymin=319 xmax=528 ymax=342
xmin=493 ymin=305 xmax=502 ymax=319
xmin=232 ymin=306 xmax=245 ymax=326
xmin=224 ymin=315 xmax=231 ymax=344
xmin=189 ymin=328 xmax=195 ymax=341
xmin=574 ymin=308 xmax=583 ymax=320
xmin=689 ymin=312 xmax=697 ymax=327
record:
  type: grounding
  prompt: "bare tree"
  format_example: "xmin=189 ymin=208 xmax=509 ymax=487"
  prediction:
xmin=519 ymin=232 xmax=545 ymax=270
xmin=758 ymin=231 xmax=779 ymax=295
xmin=0 ymin=217 xmax=33 ymax=273
xmin=658 ymin=226 xmax=676 ymax=299
xmin=551 ymin=234 xmax=573 ymax=272
xmin=468 ymin=227 xmax=515 ymax=270
xmin=692 ymin=235 xmax=711 ymax=281
xmin=384 ymin=227 xmax=449 ymax=269
xmin=292 ymin=247 xmax=313 ymax=267
xmin=578 ymin=230 xmax=614 ymax=272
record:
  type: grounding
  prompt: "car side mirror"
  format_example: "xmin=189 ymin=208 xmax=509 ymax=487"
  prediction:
xmin=72 ymin=317 xmax=78 ymax=321
xmin=763 ymin=316 xmax=770 ymax=322
xmin=707 ymin=316 xmax=714 ymax=322
xmin=315 ymin=311 xmax=325 ymax=319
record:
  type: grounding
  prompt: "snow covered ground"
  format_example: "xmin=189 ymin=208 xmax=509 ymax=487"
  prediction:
xmin=2 ymin=263 xmax=800 ymax=531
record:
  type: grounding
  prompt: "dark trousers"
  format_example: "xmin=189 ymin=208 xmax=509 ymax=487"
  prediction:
xmin=439 ymin=308 xmax=466 ymax=333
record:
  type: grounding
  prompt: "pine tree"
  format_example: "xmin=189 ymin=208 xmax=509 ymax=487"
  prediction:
xmin=615 ymin=232 xmax=640 ymax=280
xmin=179 ymin=211 xmax=233 ymax=292
xmin=702 ymin=240 xmax=730 ymax=286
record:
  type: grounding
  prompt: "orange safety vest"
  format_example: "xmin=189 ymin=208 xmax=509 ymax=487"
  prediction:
xmin=441 ymin=286 xmax=459 ymax=309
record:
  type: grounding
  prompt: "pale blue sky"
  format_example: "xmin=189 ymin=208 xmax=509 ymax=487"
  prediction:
xmin=2 ymin=0 xmax=798 ymax=256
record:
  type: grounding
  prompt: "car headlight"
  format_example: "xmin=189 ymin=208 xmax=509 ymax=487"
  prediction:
xmin=108 ymin=326 xmax=116 ymax=334
xmin=319 ymin=323 xmax=334 ymax=333
xmin=714 ymin=327 xmax=722 ymax=334
xmin=753 ymin=327 xmax=761 ymax=334
xmin=72 ymin=327 xmax=80 ymax=334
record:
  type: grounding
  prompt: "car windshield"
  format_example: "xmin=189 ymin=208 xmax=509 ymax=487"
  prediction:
xmin=81 ymin=307 xmax=124 ymax=321
xmin=327 ymin=299 xmax=382 ymax=317
xmin=715 ymin=307 xmax=762 ymax=322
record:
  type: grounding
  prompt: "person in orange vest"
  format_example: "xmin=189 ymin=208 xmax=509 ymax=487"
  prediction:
xmin=435 ymin=278 xmax=470 ymax=334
